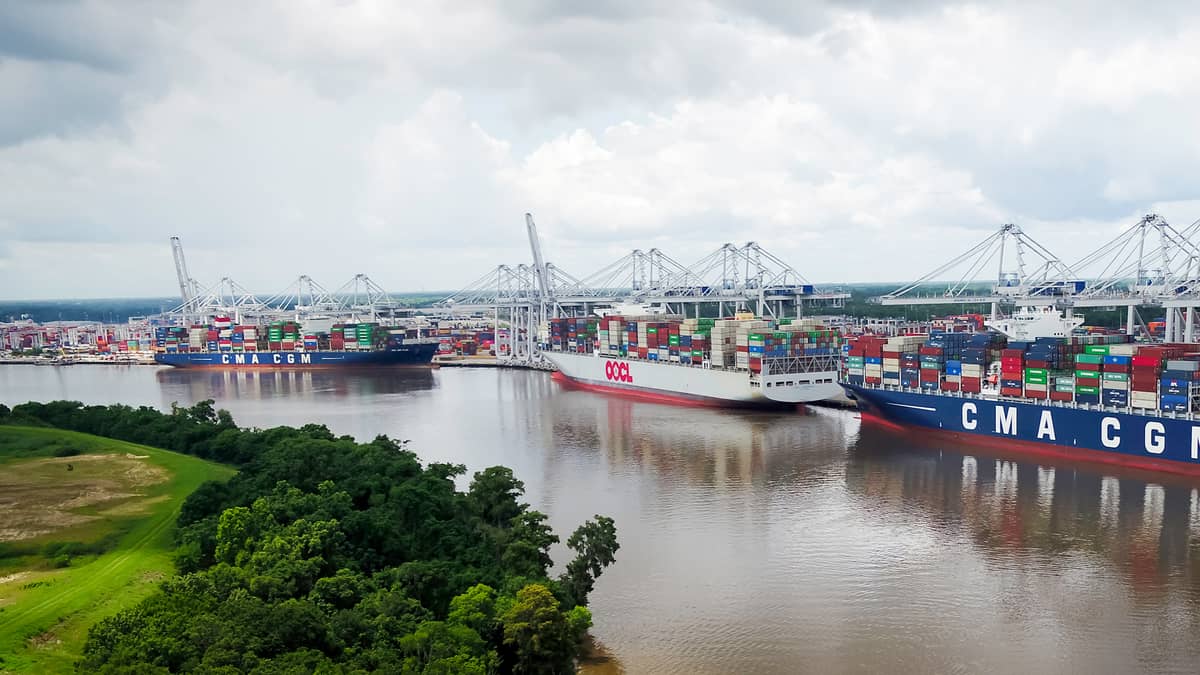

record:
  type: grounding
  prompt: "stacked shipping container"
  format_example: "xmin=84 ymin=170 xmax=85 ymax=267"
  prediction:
xmin=849 ymin=331 xmax=1200 ymax=414
xmin=544 ymin=315 xmax=843 ymax=370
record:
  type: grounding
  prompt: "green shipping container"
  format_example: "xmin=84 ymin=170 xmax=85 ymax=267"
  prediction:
xmin=1084 ymin=345 xmax=1110 ymax=355
xmin=1075 ymin=370 xmax=1101 ymax=380
xmin=1102 ymin=372 xmax=1129 ymax=382
xmin=1076 ymin=385 xmax=1100 ymax=394
xmin=1024 ymin=367 xmax=1048 ymax=377
xmin=1075 ymin=353 xmax=1104 ymax=365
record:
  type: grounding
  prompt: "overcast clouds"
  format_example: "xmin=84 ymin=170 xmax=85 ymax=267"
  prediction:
xmin=2 ymin=1 xmax=1200 ymax=299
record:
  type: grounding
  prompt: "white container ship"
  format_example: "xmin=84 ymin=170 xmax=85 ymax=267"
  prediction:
xmin=542 ymin=313 xmax=843 ymax=408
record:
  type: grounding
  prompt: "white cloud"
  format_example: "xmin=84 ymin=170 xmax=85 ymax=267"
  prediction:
xmin=2 ymin=1 xmax=1200 ymax=298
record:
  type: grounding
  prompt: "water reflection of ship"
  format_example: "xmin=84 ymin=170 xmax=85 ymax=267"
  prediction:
xmin=154 ymin=367 xmax=436 ymax=402
xmin=549 ymin=393 xmax=862 ymax=487
xmin=846 ymin=423 xmax=1200 ymax=593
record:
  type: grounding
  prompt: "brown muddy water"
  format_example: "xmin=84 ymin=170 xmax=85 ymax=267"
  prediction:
xmin=3 ymin=364 xmax=1200 ymax=673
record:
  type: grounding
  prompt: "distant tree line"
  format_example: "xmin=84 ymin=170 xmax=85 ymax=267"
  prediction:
xmin=1 ymin=401 xmax=618 ymax=673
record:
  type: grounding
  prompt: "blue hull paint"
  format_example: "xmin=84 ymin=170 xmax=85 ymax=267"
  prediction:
xmin=155 ymin=344 xmax=438 ymax=369
xmin=843 ymin=383 xmax=1200 ymax=473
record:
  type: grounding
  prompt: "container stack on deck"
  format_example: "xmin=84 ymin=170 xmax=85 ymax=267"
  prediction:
xmin=148 ymin=319 xmax=396 ymax=355
xmin=847 ymin=330 xmax=1200 ymax=413
xmin=545 ymin=315 xmax=843 ymax=371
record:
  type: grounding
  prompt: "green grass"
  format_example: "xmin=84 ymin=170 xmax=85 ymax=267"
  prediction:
xmin=0 ymin=426 xmax=235 ymax=673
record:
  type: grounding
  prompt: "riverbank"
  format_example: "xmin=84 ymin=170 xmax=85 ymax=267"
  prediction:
xmin=0 ymin=356 xmax=159 ymax=367
xmin=0 ymin=426 xmax=235 ymax=673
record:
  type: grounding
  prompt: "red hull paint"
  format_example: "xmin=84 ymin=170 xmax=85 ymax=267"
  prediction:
xmin=858 ymin=411 xmax=1200 ymax=479
xmin=551 ymin=371 xmax=796 ymax=410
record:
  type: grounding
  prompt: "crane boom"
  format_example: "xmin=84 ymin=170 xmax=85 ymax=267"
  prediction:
xmin=170 ymin=236 xmax=193 ymax=305
xmin=525 ymin=213 xmax=552 ymax=299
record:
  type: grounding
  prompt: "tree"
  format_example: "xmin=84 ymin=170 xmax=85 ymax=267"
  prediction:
xmin=501 ymin=512 xmax=559 ymax=579
xmin=448 ymin=584 xmax=497 ymax=636
xmin=558 ymin=516 xmax=619 ymax=607
xmin=468 ymin=466 xmax=527 ymax=528
xmin=500 ymin=584 xmax=578 ymax=674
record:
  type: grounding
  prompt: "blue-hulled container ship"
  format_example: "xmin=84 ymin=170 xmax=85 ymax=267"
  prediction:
xmin=841 ymin=312 xmax=1200 ymax=476
xmin=153 ymin=317 xmax=439 ymax=369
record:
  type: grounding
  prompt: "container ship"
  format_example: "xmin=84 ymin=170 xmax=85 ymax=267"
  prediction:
xmin=841 ymin=314 xmax=1200 ymax=475
xmin=542 ymin=312 xmax=844 ymax=407
xmin=153 ymin=317 xmax=438 ymax=369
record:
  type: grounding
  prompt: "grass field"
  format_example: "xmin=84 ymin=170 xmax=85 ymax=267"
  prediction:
xmin=0 ymin=426 xmax=235 ymax=673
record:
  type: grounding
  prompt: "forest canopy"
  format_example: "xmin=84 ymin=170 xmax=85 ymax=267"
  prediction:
xmin=1 ymin=401 xmax=618 ymax=674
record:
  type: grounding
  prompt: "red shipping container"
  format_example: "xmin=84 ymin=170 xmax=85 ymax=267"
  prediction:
xmin=1075 ymin=361 xmax=1100 ymax=371
xmin=1000 ymin=386 xmax=1024 ymax=396
xmin=941 ymin=381 xmax=960 ymax=392
xmin=919 ymin=346 xmax=944 ymax=356
xmin=1050 ymin=391 xmax=1073 ymax=402
xmin=1025 ymin=389 xmax=1048 ymax=399
xmin=865 ymin=376 xmax=882 ymax=384
xmin=919 ymin=369 xmax=940 ymax=381
xmin=1001 ymin=357 xmax=1024 ymax=368
xmin=961 ymin=382 xmax=982 ymax=394
xmin=1131 ymin=355 xmax=1161 ymax=367
xmin=1026 ymin=359 xmax=1050 ymax=368
xmin=882 ymin=350 xmax=901 ymax=359
xmin=1002 ymin=349 xmax=1025 ymax=358
xmin=1102 ymin=363 xmax=1130 ymax=373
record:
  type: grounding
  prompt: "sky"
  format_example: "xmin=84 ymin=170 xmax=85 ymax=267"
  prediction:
xmin=3 ymin=1 xmax=1200 ymax=300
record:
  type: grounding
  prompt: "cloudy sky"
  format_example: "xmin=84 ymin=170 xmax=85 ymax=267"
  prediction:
xmin=3 ymin=1 xmax=1200 ymax=300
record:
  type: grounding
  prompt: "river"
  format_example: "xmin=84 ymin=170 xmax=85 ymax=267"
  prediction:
xmin=3 ymin=364 xmax=1200 ymax=673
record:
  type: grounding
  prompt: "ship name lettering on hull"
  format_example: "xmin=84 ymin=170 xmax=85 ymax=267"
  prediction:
xmin=953 ymin=401 xmax=1200 ymax=459
xmin=221 ymin=353 xmax=314 ymax=365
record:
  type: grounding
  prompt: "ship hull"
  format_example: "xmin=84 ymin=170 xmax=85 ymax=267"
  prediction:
xmin=154 ymin=344 xmax=438 ymax=369
xmin=546 ymin=351 xmax=836 ymax=407
xmin=843 ymin=383 xmax=1200 ymax=475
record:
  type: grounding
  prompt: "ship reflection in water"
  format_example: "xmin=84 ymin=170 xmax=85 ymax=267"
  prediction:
xmin=153 ymin=368 xmax=436 ymax=434
xmin=844 ymin=424 xmax=1200 ymax=672
xmin=549 ymin=390 xmax=1200 ymax=674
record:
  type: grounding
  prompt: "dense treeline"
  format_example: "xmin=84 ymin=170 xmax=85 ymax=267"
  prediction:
xmin=0 ymin=401 xmax=617 ymax=673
